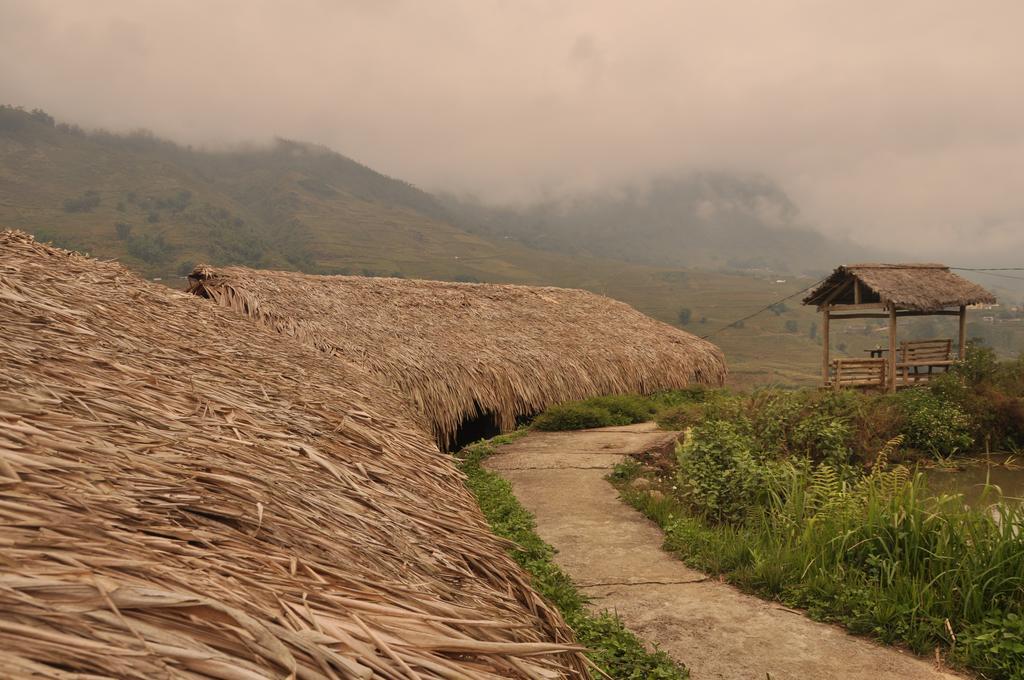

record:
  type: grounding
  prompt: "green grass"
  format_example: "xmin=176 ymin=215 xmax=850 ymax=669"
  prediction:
xmin=530 ymin=389 xmax=717 ymax=432
xmin=456 ymin=433 xmax=687 ymax=679
xmin=610 ymin=456 xmax=1024 ymax=680
xmin=531 ymin=394 xmax=657 ymax=431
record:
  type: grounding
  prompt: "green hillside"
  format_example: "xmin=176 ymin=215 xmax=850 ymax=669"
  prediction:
xmin=2 ymin=105 xmax=1017 ymax=387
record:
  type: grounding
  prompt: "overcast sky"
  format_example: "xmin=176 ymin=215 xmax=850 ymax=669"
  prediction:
xmin=2 ymin=0 xmax=1022 ymax=264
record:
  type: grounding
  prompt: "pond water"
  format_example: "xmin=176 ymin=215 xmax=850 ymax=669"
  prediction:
xmin=921 ymin=454 xmax=1024 ymax=506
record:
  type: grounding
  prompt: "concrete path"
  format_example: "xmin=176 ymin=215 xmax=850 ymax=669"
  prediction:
xmin=484 ymin=423 xmax=964 ymax=680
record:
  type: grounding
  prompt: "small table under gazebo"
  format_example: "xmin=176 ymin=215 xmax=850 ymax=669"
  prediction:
xmin=803 ymin=264 xmax=996 ymax=393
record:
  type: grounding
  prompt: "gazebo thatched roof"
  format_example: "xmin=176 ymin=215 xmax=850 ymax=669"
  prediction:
xmin=187 ymin=266 xmax=727 ymax=448
xmin=0 ymin=231 xmax=587 ymax=678
xmin=803 ymin=263 xmax=997 ymax=312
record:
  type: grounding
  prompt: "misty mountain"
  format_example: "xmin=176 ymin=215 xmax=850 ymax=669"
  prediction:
xmin=442 ymin=173 xmax=866 ymax=275
xmin=0 ymin=105 xmax=487 ymax=280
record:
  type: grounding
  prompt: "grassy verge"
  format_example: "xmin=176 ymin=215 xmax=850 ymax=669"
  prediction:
xmin=530 ymin=389 xmax=713 ymax=432
xmin=456 ymin=433 xmax=687 ymax=679
xmin=610 ymin=457 xmax=1024 ymax=680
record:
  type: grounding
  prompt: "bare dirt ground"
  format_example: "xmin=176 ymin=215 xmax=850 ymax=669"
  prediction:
xmin=484 ymin=423 xmax=965 ymax=680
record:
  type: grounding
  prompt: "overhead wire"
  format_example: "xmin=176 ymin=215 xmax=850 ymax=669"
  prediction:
xmin=950 ymin=267 xmax=1024 ymax=282
xmin=699 ymin=276 xmax=828 ymax=340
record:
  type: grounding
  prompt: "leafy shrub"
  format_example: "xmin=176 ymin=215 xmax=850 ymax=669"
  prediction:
xmin=532 ymin=403 xmax=622 ymax=431
xmin=650 ymin=386 xmax=713 ymax=407
xmin=961 ymin=612 xmax=1024 ymax=680
xmin=655 ymin=403 xmax=704 ymax=431
xmin=931 ymin=346 xmax=1024 ymax=450
xmin=581 ymin=394 xmax=654 ymax=423
xmin=154 ymin=190 xmax=192 ymax=213
xmin=894 ymin=388 xmax=973 ymax=456
xmin=791 ymin=413 xmax=852 ymax=466
xmin=848 ymin=396 xmax=906 ymax=462
xmin=532 ymin=394 xmax=653 ymax=431
xmin=62 ymin=190 xmax=101 ymax=213
xmin=951 ymin=342 xmax=1000 ymax=385
xmin=744 ymin=390 xmax=805 ymax=454
xmin=675 ymin=420 xmax=766 ymax=523
xmin=126 ymin=233 xmax=172 ymax=264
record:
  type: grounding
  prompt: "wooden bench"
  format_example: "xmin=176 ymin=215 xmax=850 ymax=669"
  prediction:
xmin=828 ymin=357 xmax=887 ymax=390
xmin=897 ymin=339 xmax=953 ymax=385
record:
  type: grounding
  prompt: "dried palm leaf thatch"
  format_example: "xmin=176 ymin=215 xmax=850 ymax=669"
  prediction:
xmin=804 ymin=263 xmax=996 ymax=311
xmin=187 ymin=266 xmax=727 ymax=448
xmin=0 ymin=230 xmax=588 ymax=679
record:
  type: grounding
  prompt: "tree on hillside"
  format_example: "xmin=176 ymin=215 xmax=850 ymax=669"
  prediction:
xmin=63 ymin=190 xmax=101 ymax=213
xmin=808 ymin=322 xmax=817 ymax=340
xmin=677 ymin=307 xmax=692 ymax=325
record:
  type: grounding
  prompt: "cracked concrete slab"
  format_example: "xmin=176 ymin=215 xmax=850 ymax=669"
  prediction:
xmin=485 ymin=453 xmax=629 ymax=470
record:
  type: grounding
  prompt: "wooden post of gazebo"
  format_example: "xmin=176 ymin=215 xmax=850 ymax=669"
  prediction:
xmin=821 ymin=308 xmax=830 ymax=385
xmin=888 ymin=305 xmax=897 ymax=393
xmin=958 ymin=304 xmax=967 ymax=359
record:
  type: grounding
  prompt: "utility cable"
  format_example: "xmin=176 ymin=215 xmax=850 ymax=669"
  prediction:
xmin=951 ymin=267 xmax=1024 ymax=282
xmin=698 ymin=276 xmax=828 ymax=340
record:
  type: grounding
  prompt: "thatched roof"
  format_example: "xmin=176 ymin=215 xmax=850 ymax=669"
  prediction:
xmin=186 ymin=266 xmax=727 ymax=448
xmin=0 ymin=230 xmax=588 ymax=678
xmin=803 ymin=263 xmax=997 ymax=311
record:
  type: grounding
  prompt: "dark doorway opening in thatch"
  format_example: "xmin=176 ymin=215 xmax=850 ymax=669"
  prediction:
xmin=448 ymin=409 xmax=502 ymax=452
xmin=447 ymin=406 xmax=536 ymax=451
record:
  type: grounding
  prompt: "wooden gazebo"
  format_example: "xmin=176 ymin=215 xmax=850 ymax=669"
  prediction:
xmin=803 ymin=264 xmax=996 ymax=392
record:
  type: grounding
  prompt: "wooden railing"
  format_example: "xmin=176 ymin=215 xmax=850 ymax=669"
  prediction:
xmin=896 ymin=339 xmax=953 ymax=385
xmin=828 ymin=357 xmax=887 ymax=390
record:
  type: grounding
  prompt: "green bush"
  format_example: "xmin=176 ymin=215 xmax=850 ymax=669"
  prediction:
xmin=62 ymin=190 xmax=101 ymax=213
xmin=931 ymin=346 xmax=1024 ymax=450
xmin=654 ymin=403 xmax=704 ymax=431
xmin=532 ymin=403 xmax=623 ymax=431
xmin=582 ymin=394 xmax=654 ymax=423
xmin=126 ymin=232 xmax=172 ymax=265
xmin=894 ymin=388 xmax=973 ymax=456
xmin=791 ymin=412 xmax=853 ymax=467
xmin=650 ymin=386 xmax=716 ymax=407
xmin=675 ymin=420 xmax=766 ymax=523
xmin=961 ymin=612 xmax=1024 ymax=680
xmin=532 ymin=394 xmax=653 ymax=431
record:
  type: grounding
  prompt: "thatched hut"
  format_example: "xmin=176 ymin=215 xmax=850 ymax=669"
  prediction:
xmin=804 ymin=263 xmax=996 ymax=392
xmin=0 ymin=231 xmax=588 ymax=678
xmin=187 ymin=266 xmax=727 ymax=449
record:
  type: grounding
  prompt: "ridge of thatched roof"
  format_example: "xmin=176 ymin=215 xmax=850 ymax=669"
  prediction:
xmin=0 ymin=230 xmax=587 ymax=678
xmin=187 ymin=265 xmax=727 ymax=449
xmin=803 ymin=262 xmax=997 ymax=311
